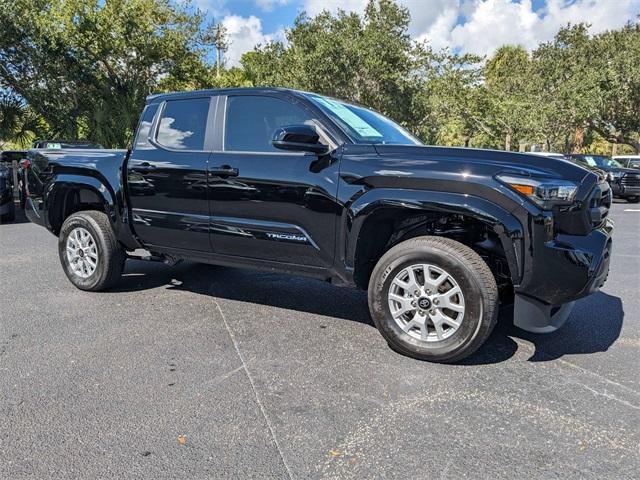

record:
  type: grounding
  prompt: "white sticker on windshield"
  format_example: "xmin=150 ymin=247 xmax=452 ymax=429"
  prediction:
xmin=315 ymin=98 xmax=382 ymax=138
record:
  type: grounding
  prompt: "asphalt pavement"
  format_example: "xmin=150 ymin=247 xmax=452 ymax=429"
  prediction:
xmin=1 ymin=201 xmax=639 ymax=479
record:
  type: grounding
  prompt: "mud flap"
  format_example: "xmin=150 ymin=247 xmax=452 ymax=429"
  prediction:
xmin=513 ymin=294 xmax=575 ymax=334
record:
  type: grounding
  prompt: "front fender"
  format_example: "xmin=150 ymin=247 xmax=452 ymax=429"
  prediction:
xmin=343 ymin=188 xmax=525 ymax=285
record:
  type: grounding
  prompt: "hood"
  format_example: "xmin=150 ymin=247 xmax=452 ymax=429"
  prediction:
xmin=372 ymin=145 xmax=594 ymax=184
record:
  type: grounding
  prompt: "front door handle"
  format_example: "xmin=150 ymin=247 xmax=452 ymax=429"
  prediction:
xmin=131 ymin=161 xmax=156 ymax=172
xmin=209 ymin=166 xmax=239 ymax=177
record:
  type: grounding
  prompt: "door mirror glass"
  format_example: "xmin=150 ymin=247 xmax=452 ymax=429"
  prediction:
xmin=272 ymin=125 xmax=328 ymax=154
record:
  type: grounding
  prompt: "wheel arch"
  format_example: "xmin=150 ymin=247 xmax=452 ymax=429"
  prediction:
xmin=344 ymin=189 xmax=524 ymax=289
xmin=46 ymin=175 xmax=116 ymax=236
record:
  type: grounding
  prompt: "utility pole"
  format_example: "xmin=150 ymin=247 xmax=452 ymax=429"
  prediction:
xmin=202 ymin=21 xmax=230 ymax=79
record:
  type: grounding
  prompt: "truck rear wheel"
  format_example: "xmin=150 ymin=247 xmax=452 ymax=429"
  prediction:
xmin=368 ymin=236 xmax=498 ymax=363
xmin=58 ymin=211 xmax=125 ymax=291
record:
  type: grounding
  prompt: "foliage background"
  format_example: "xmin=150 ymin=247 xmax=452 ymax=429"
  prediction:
xmin=0 ymin=0 xmax=638 ymax=155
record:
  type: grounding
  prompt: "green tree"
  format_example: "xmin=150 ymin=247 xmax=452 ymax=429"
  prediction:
xmin=242 ymin=0 xmax=429 ymax=134
xmin=586 ymin=22 xmax=640 ymax=153
xmin=484 ymin=45 xmax=535 ymax=150
xmin=0 ymin=0 xmax=210 ymax=147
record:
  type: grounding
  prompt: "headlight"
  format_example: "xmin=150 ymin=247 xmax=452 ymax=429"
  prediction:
xmin=607 ymin=171 xmax=621 ymax=181
xmin=497 ymin=174 xmax=578 ymax=209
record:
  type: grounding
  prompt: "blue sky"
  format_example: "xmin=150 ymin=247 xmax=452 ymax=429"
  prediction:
xmin=193 ymin=0 xmax=640 ymax=66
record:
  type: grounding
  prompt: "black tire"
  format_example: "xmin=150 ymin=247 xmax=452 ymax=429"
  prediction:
xmin=58 ymin=210 xmax=126 ymax=291
xmin=368 ymin=236 xmax=498 ymax=363
xmin=626 ymin=196 xmax=640 ymax=203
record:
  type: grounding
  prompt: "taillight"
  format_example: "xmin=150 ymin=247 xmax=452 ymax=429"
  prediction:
xmin=20 ymin=158 xmax=30 ymax=170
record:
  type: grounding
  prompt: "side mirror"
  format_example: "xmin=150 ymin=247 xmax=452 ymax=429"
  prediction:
xmin=272 ymin=125 xmax=329 ymax=154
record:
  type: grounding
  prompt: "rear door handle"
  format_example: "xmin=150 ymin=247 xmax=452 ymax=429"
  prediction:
xmin=209 ymin=166 xmax=239 ymax=177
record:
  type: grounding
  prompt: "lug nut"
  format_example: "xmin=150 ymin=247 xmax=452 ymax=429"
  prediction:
xmin=433 ymin=298 xmax=439 ymax=305
xmin=414 ymin=290 xmax=420 ymax=296
xmin=429 ymin=309 xmax=436 ymax=315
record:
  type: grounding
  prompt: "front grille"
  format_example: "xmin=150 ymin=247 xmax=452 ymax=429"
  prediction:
xmin=588 ymin=180 xmax=612 ymax=227
xmin=621 ymin=173 xmax=640 ymax=186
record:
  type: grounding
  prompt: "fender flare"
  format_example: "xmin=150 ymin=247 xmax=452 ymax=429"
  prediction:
xmin=343 ymin=188 xmax=525 ymax=285
xmin=45 ymin=174 xmax=117 ymax=229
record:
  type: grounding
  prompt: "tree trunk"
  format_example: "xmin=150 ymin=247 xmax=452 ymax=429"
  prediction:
xmin=611 ymin=143 xmax=618 ymax=156
xmin=571 ymin=126 xmax=584 ymax=153
xmin=463 ymin=134 xmax=470 ymax=148
xmin=505 ymin=131 xmax=512 ymax=151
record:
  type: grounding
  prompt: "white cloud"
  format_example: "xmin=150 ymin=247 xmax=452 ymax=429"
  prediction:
xmin=215 ymin=0 xmax=639 ymax=68
xmin=256 ymin=0 xmax=289 ymax=12
xmin=448 ymin=0 xmax=639 ymax=56
xmin=302 ymin=0 xmax=640 ymax=56
xmin=222 ymin=15 xmax=285 ymax=67
xmin=192 ymin=0 xmax=228 ymax=17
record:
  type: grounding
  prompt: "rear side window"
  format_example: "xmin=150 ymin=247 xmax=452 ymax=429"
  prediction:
xmin=156 ymin=98 xmax=209 ymax=150
xmin=224 ymin=96 xmax=312 ymax=152
xmin=134 ymin=104 xmax=158 ymax=149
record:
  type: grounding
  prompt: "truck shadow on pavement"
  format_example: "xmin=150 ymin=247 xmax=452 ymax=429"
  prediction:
xmin=117 ymin=261 xmax=624 ymax=365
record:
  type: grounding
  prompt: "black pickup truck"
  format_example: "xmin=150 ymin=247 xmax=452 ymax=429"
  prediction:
xmin=23 ymin=88 xmax=613 ymax=362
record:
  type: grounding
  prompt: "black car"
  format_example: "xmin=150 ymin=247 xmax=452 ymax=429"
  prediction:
xmin=23 ymin=88 xmax=613 ymax=363
xmin=31 ymin=140 xmax=104 ymax=149
xmin=613 ymin=155 xmax=640 ymax=170
xmin=1 ymin=150 xmax=27 ymax=210
xmin=0 ymin=163 xmax=15 ymax=222
xmin=567 ymin=154 xmax=640 ymax=203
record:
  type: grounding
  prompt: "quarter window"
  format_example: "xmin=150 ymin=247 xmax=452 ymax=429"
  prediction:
xmin=156 ymin=98 xmax=209 ymax=150
xmin=224 ymin=96 xmax=314 ymax=152
xmin=134 ymin=104 xmax=158 ymax=149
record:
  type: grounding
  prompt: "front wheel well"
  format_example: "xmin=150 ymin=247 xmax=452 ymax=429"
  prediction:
xmin=353 ymin=209 xmax=513 ymax=297
xmin=49 ymin=187 xmax=108 ymax=235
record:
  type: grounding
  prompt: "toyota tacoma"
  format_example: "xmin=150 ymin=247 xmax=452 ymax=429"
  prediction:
xmin=22 ymin=88 xmax=613 ymax=362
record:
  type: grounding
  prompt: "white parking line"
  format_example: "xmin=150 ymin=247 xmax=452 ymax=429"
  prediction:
xmin=624 ymin=209 xmax=640 ymax=212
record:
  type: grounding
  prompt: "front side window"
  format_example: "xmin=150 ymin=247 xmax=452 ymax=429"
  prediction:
xmin=305 ymin=93 xmax=421 ymax=146
xmin=224 ymin=96 xmax=314 ymax=152
xmin=156 ymin=98 xmax=209 ymax=150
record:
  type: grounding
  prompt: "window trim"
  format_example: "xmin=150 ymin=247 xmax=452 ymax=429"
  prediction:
xmin=217 ymin=93 xmax=337 ymax=155
xmin=149 ymin=96 xmax=215 ymax=153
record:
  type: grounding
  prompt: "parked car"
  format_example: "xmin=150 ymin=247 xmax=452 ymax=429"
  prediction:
xmin=1 ymin=150 xmax=27 ymax=209
xmin=567 ymin=154 xmax=640 ymax=203
xmin=23 ymin=88 xmax=613 ymax=363
xmin=613 ymin=155 xmax=640 ymax=170
xmin=0 ymin=163 xmax=16 ymax=223
xmin=0 ymin=150 xmax=27 ymax=166
xmin=31 ymin=140 xmax=104 ymax=149
xmin=528 ymin=151 xmax=568 ymax=160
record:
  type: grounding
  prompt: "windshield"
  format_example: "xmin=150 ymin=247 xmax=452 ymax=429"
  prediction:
xmin=580 ymin=155 xmax=623 ymax=169
xmin=305 ymin=93 xmax=421 ymax=145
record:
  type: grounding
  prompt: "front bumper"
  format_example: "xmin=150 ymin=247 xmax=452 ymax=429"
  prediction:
xmin=513 ymin=217 xmax=613 ymax=333
xmin=620 ymin=185 xmax=640 ymax=197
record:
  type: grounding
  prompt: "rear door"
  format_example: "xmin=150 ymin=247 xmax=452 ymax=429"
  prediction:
xmin=127 ymin=96 xmax=214 ymax=252
xmin=207 ymin=93 xmax=341 ymax=268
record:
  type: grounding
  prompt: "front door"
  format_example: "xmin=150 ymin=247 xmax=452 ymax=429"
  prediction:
xmin=208 ymin=94 xmax=341 ymax=268
xmin=127 ymin=96 xmax=213 ymax=252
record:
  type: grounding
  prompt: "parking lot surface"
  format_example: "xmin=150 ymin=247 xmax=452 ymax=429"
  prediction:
xmin=1 ymin=201 xmax=639 ymax=479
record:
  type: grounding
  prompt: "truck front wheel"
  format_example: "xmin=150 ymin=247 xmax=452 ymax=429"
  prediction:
xmin=58 ymin=211 xmax=125 ymax=291
xmin=368 ymin=236 xmax=499 ymax=363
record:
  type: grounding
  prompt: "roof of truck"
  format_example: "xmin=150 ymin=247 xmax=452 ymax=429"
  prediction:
xmin=146 ymin=87 xmax=307 ymax=103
